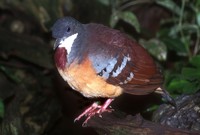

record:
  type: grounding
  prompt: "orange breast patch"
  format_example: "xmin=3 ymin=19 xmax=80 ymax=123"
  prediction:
xmin=57 ymin=58 xmax=123 ymax=98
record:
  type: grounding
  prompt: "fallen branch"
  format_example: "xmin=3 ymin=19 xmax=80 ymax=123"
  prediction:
xmin=86 ymin=111 xmax=200 ymax=135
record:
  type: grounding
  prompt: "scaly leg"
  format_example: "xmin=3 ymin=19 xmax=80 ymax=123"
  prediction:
xmin=74 ymin=98 xmax=114 ymax=126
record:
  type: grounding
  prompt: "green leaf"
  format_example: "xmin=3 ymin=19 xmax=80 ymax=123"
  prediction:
xmin=118 ymin=11 xmax=140 ymax=33
xmin=196 ymin=0 xmax=200 ymax=6
xmin=97 ymin=0 xmax=110 ymax=6
xmin=167 ymin=78 xmax=197 ymax=94
xmin=197 ymin=11 xmax=200 ymax=26
xmin=0 ymin=66 xmax=22 ymax=83
xmin=146 ymin=105 xmax=159 ymax=112
xmin=156 ymin=0 xmax=181 ymax=16
xmin=110 ymin=11 xmax=140 ymax=33
xmin=0 ymin=99 xmax=4 ymax=118
xmin=157 ymin=28 xmax=171 ymax=38
xmin=182 ymin=67 xmax=200 ymax=79
xmin=161 ymin=37 xmax=188 ymax=56
xmin=190 ymin=55 xmax=200 ymax=68
xmin=139 ymin=39 xmax=167 ymax=61
xmin=165 ymin=24 xmax=199 ymax=39
xmin=110 ymin=12 xmax=119 ymax=28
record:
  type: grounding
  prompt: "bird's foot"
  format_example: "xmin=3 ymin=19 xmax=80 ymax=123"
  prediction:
xmin=74 ymin=98 xmax=114 ymax=126
xmin=155 ymin=87 xmax=177 ymax=108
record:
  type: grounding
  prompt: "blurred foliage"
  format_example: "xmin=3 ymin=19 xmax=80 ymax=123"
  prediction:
xmin=0 ymin=0 xmax=200 ymax=134
xmin=138 ymin=0 xmax=200 ymax=97
xmin=0 ymin=99 xmax=4 ymax=118
xmin=0 ymin=0 xmax=70 ymax=31
xmin=110 ymin=10 xmax=140 ymax=32
xmin=165 ymin=55 xmax=200 ymax=95
xmin=155 ymin=0 xmax=200 ymax=96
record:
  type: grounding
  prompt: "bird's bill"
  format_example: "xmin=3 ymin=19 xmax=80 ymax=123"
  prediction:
xmin=53 ymin=38 xmax=62 ymax=50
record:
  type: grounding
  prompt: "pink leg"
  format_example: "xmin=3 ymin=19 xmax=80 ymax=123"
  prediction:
xmin=74 ymin=98 xmax=114 ymax=126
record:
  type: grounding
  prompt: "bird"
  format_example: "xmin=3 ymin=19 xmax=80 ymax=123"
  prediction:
xmin=52 ymin=17 xmax=175 ymax=126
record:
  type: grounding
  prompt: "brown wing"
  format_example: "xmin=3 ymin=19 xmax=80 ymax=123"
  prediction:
xmin=118 ymin=40 xmax=163 ymax=95
xmin=85 ymin=23 xmax=163 ymax=95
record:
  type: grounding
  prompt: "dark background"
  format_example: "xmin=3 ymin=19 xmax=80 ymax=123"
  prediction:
xmin=0 ymin=0 xmax=200 ymax=134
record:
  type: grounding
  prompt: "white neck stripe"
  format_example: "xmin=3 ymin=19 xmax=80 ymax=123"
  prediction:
xmin=58 ymin=33 xmax=78 ymax=55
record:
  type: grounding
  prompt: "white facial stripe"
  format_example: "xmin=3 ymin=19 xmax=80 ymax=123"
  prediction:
xmin=112 ymin=54 xmax=131 ymax=77
xmin=58 ymin=33 xmax=78 ymax=55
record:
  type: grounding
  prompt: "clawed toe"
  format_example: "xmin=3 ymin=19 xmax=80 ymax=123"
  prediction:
xmin=74 ymin=99 xmax=114 ymax=126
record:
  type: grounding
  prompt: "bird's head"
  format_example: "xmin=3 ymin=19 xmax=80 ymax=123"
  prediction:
xmin=52 ymin=17 xmax=84 ymax=69
xmin=52 ymin=17 xmax=83 ymax=51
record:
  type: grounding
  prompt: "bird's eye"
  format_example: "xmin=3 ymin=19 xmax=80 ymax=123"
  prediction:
xmin=66 ymin=27 xmax=71 ymax=32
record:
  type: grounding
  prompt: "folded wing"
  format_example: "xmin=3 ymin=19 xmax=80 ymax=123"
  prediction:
xmin=85 ymin=23 xmax=163 ymax=95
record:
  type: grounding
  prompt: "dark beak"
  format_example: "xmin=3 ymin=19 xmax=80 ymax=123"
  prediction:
xmin=53 ymin=39 xmax=61 ymax=50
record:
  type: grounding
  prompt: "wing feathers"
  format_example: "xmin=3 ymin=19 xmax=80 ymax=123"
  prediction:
xmin=86 ymin=23 xmax=163 ymax=95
